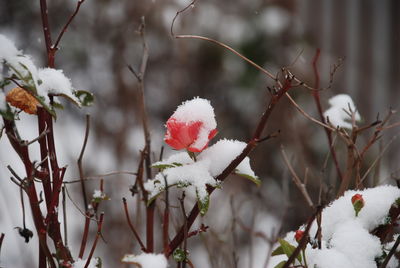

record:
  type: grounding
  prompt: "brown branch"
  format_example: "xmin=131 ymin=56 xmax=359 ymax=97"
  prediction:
xmin=53 ymin=0 xmax=86 ymax=50
xmin=122 ymin=198 xmax=147 ymax=252
xmin=84 ymin=213 xmax=104 ymax=268
xmin=311 ymin=49 xmax=343 ymax=183
xmin=78 ymin=212 xmax=91 ymax=259
xmin=77 ymin=114 xmax=90 ymax=210
xmin=280 ymin=145 xmax=314 ymax=208
xmin=379 ymin=234 xmax=400 ymax=268
xmin=0 ymin=233 xmax=4 ymax=260
xmin=171 ymin=0 xmax=198 ymax=38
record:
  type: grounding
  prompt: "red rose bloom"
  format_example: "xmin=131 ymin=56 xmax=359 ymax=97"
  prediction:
xmin=294 ymin=230 xmax=304 ymax=243
xmin=164 ymin=117 xmax=217 ymax=152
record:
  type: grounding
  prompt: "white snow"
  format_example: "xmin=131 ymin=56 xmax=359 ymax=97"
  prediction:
xmin=37 ymin=68 xmax=79 ymax=105
xmin=324 ymin=94 xmax=361 ymax=129
xmin=198 ymin=139 xmax=256 ymax=178
xmin=145 ymin=139 xmax=257 ymax=203
xmin=122 ymin=253 xmax=168 ymax=268
xmin=0 ymin=34 xmax=20 ymax=63
xmin=166 ymin=97 xmax=217 ymax=151
xmin=72 ymin=257 xmax=100 ymax=268
xmin=92 ymin=189 xmax=105 ymax=199
xmin=268 ymin=185 xmax=400 ymax=268
xmin=152 ymin=152 xmax=194 ymax=168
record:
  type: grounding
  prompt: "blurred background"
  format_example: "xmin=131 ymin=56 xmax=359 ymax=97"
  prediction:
xmin=0 ymin=0 xmax=399 ymax=267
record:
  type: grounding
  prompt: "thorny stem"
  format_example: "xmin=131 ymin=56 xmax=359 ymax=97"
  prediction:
xmin=311 ymin=49 xmax=343 ymax=183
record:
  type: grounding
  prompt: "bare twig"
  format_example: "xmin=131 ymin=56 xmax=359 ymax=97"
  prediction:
xmin=53 ymin=0 xmax=86 ymax=50
xmin=77 ymin=114 xmax=90 ymax=211
xmin=122 ymin=198 xmax=147 ymax=252
xmin=84 ymin=213 xmax=104 ymax=268
xmin=280 ymin=145 xmax=314 ymax=208
xmin=64 ymin=171 xmax=137 ymax=184
xmin=311 ymin=49 xmax=343 ymax=182
xmin=171 ymin=0 xmax=198 ymax=37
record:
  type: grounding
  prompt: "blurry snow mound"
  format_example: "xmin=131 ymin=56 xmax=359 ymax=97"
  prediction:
xmin=259 ymin=6 xmax=291 ymax=36
xmin=268 ymin=185 xmax=400 ymax=268
xmin=122 ymin=253 xmax=168 ymax=268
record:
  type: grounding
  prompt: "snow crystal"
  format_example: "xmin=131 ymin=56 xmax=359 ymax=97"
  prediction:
xmin=268 ymin=186 xmax=400 ymax=268
xmin=168 ymin=97 xmax=217 ymax=151
xmin=324 ymin=94 xmax=361 ymax=129
xmin=122 ymin=253 xmax=168 ymax=268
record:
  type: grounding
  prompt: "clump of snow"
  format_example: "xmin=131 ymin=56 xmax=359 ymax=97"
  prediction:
xmin=167 ymin=97 xmax=217 ymax=151
xmin=198 ymin=139 xmax=256 ymax=178
xmin=145 ymin=139 xmax=257 ymax=202
xmin=122 ymin=253 xmax=168 ymax=268
xmin=72 ymin=257 xmax=100 ymax=268
xmin=0 ymin=34 xmax=20 ymax=62
xmin=324 ymin=94 xmax=361 ymax=129
xmin=268 ymin=185 xmax=400 ymax=268
xmin=37 ymin=68 xmax=79 ymax=104
xmin=152 ymin=152 xmax=194 ymax=167
xmin=92 ymin=189 xmax=105 ymax=199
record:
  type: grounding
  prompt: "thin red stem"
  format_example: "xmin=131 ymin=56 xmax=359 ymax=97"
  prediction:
xmin=84 ymin=213 xmax=104 ymax=268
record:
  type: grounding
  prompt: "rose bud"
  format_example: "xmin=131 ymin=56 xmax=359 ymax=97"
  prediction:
xmin=294 ymin=230 xmax=305 ymax=243
xmin=351 ymin=193 xmax=365 ymax=217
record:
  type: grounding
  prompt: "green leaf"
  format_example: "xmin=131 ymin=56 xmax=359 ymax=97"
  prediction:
xmin=278 ymin=238 xmax=302 ymax=263
xmin=173 ymin=248 xmax=187 ymax=262
xmin=234 ymin=170 xmax=261 ymax=186
xmin=273 ymin=261 xmax=286 ymax=268
xmin=271 ymin=246 xmax=285 ymax=256
xmin=151 ymin=162 xmax=183 ymax=170
xmin=197 ymin=193 xmax=210 ymax=216
xmin=74 ymin=90 xmax=94 ymax=106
